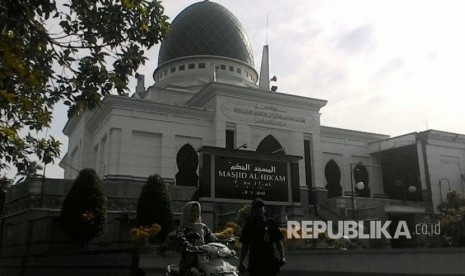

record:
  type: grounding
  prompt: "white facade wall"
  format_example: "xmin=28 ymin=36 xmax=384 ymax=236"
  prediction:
xmin=424 ymin=133 xmax=465 ymax=211
xmin=210 ymin=87 xmax=325 ymax=188
xmin=321 ymin=127 xmax=388 ymax=195
xmin=63 ymin=97 xmax=215 ymax=180
xmin=63 ymin=112 xmax=93 ymax=179
xmin=63 ymin=88 xmax=465 ymax=213
xmin=62 ymin=81 xmax=330 ymax=193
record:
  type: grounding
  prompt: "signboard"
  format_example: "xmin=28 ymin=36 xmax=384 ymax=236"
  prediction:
xmin=219 ymin=102 xmax=318 ymax=129
xmin=215 ymin=156 xmax=289 ymax=202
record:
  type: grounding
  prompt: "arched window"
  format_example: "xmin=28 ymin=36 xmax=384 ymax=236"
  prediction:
xmin=256 ymin=135 xmax=285 ymax=155
xmin=175 ymin=144 xmax=198 ymax=186
xmin=325 ymin=160 xmax=342 ymax=198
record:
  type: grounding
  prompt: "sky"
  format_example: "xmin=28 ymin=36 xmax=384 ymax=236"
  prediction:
xmin=39 ymin=0 xmax=465 ymax=179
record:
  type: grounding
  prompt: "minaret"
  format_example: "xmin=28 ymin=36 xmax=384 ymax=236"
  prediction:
xmin=258 ymin=45 xmax=270 ymax=91
xmin=134 ymin=73 xmax=146 ymax=98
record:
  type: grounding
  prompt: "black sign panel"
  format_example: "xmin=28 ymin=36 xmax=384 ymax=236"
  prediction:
xmin=215 ymin=156 xmax=289 ymax=202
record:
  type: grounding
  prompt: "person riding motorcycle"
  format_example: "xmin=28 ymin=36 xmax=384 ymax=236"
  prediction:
xmin=179 ymin=201 xmax=216 ymax=276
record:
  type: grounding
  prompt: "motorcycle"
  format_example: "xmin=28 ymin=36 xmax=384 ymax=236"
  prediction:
xmin=165 ymin=240 xmax=239 ymax=276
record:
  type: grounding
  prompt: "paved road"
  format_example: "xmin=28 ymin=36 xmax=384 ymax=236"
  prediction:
xmin=279 ymin=272 xmax=459 ymax=276
xmin=156 ymin=268 xmax=459 ymax=276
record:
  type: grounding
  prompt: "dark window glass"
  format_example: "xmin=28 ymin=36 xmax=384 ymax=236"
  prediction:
xmin=325 ymin=159 xmax=342 ymax=198
xmin=199 ymin=63 xmax=206 ymax=68
xmin=188 ymin=63 xmax=195 ymax=69
xmin=179 ymin=65 xmax=185 ymax=71
xmin=304 ymin=140 xmax=313 ymax=189
xmin=226 ymin=130 xmax=235 ymax=149
xmin=175 ymin=144 xmax=199 ymax=186
xmin=256 ymin=135 xmax=284 ymax=155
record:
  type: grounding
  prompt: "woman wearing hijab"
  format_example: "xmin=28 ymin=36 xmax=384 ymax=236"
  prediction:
xmin=239 ymin=198 xmax=286 ymax=276
xmin=179 ymin=201 xmax=216 ymax=275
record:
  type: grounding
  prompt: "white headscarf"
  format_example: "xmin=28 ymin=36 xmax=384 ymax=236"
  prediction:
xmin=182 ymin=201 xmax=206 ymax=232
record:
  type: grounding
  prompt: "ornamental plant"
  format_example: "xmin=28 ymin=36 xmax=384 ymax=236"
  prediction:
xmin=438 ymin=190 xmax=465 ymax=246
xmin=130 ymin=223 xmax=161 ymax=245
xmin=235 ymin=203 xmax=251 ymax=228
xmin=60 ymin=168 xmax=107 ymax=243
xmin=214 ymin=221 xmax=240 ymax=239
xmin=136 ymin=174 xmax=173 ymax=242
xmin=216 ymin=204 xmax=251 ymax=250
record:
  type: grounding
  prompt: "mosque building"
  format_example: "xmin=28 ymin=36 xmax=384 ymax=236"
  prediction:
xmin=58 ymin=0 xmax=465 ymax=236
xmin=3 ymin=1 xmax=465 ymax=255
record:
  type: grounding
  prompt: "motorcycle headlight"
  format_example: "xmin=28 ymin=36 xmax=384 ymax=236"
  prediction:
xmin=216 ymin=249 xmax=229 ymax=258
xmin=216 ymin=248 xmax=231 ymax=258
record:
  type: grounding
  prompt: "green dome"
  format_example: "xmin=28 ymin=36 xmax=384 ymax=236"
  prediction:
xmin=158 ymin=1 xmax=254 ymax=67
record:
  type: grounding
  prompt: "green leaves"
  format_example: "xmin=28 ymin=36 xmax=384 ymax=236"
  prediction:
xmin=0 ymin=0 xmax=169 ymax=174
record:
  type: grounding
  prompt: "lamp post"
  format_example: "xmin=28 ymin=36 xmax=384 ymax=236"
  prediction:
xmin=399 ymin=179 xmax=417 ymax=201
xmin=350 ymin=163 xmax=365 ymax=219
xmin=350 ymin=164 xmax=356 ymax=219
xmin=439 ymin=177 xmax=451 ymax=202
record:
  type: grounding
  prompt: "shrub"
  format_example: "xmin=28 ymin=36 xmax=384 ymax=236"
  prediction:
xmin=214 ymin=221 xmax=240 ymax=239
xmin=235 ymin=204 xmax=251 ymax=227
xmin=438 ymin=191 xmax=465 ymax=246
xmin=136 ymin=174 xmax=174 ymax=242
xmin=60 ymin=169 xmax=107 ymax=243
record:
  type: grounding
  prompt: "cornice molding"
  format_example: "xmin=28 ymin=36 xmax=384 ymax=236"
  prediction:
xmin=187 ymin=82 xmax=328 ymax=111
xmin=321 ymin=125 xmax=389 ymax=142
xmin=65 ymin=95 xmax=215 ymax=135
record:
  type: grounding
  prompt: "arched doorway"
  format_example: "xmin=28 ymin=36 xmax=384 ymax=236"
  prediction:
xmin=175 ymin=144 xmax=198 ymax=186
xmin=325 ymin=160 xmax=342 ymax=198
